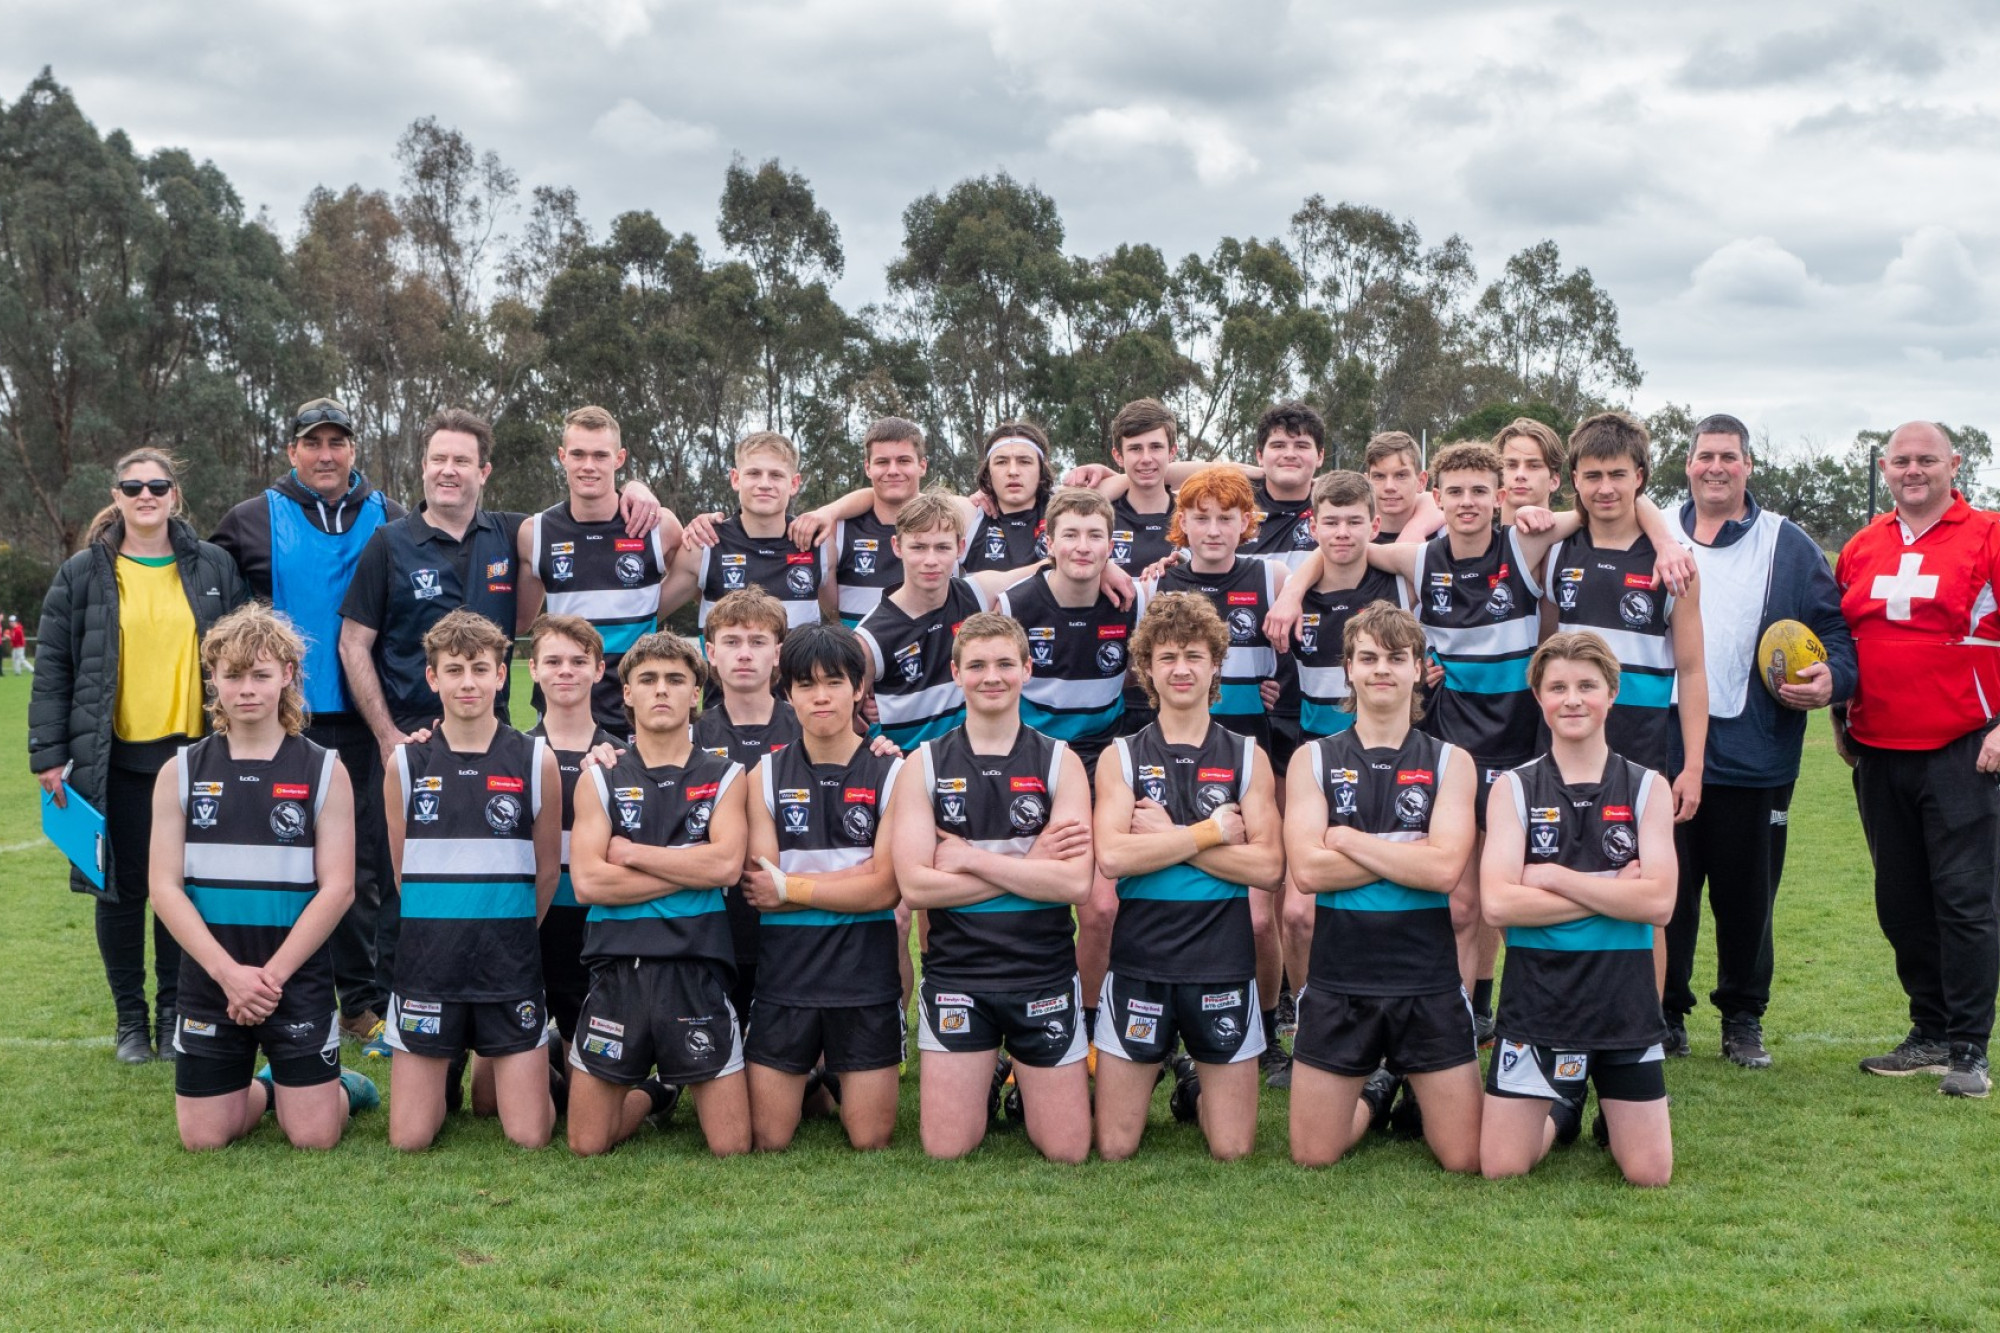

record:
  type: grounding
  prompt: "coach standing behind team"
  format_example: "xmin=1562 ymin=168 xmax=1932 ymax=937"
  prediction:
xmin=1835 ymin=421 xmax=1999 ymax=1099
xmin=1663 ymin=414 xmax=1855 ymax=1069
xmin=211 ymin=399 xmax=404 ymax=1046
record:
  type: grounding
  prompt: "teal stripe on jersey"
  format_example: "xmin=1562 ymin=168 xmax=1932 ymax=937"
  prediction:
xmin=402 ymin=879 xmax=537 ymax=920
xmin=881 ymin=708 xmax=967 ymax=751
xmin=1118 ymin=862 xmax=1248 ymax=903
xmin=1021 ymin=698 xmax=1122 ymax=741
xmin=186 ymin=884 xmax=311 ymax=928
xmin=553 ymin=870 xmax=577 ymax=908
xmin=1316 ymin=879 xmax=1448 ymax=913
xmin=1441 ymin=655 xmax=1532 ymax=695
xmin=598 ymin=619 xmax=656 ymax=654
xmin=590 ymin=887 xmax=726 ymax=922
xmin=1618 ymin=671 xmax=1674 ymax=709
xmin=1216 ymin=681 xmax=1264 ymax=716
xmin=1509 ymin=915 xmax=1653 ymax=952
xmin=949 ymin=893 xmax=1057 ymax=914
xmin=763 ymin=907 xmax=897 ymax=927
xmin=1302 ymin=701 xmax=1355 ymax=738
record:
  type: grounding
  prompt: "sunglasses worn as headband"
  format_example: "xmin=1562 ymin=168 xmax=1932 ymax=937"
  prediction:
xmin=294 ymin=405 xmax=354 ymax=435
xmin=117 ymin=479 xmax=175 ymax=497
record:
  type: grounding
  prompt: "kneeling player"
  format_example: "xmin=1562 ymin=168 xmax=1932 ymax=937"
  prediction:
xmin=891 ymin=613 xmax=1095 ymax=1163
xmin=149 ymin=605 xmax=377 ymax=1150
xmin=1284 ymin=604 xmax=1481 ymax=1172
xmin=383 ymin=610 xmax=562 ymax=1152
xmin=1092 ymin=593 xmax=1283 ymax=1161
xmin=569 ymin=632 xmax=752 ymax=1156
xmin=741 ymin=624 xmax=905 ymax=1151
xmin=1481 ymin=632 xmax=1677 ymax=1186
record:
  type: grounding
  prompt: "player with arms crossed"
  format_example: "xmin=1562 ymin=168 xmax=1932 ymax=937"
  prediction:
xmin=1092 ymin=593 xmax=1283 ymax=1160
xmin=1284 ymin=603 xmax=1480 ymax=1171
xmin=568 ymin=632 xmax=752 ymax=1157
xmin=1481 ymin=632 xmax=1677 ymax=1186
xmin=891 ymin=613 xmax=1095 ymax=1163
xmin=382 ymin=610 xmax=561 ymax=1152
xmin=149 ymin=605 xmax=377 ymax=1149
xmin=740 ymin=624 xmax=905 ymax=1151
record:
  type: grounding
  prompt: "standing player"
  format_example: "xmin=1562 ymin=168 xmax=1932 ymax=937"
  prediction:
xmin=1092 ymin=593 xmax=1283 ymax=1160
xmin=1481 ymin=633 xmax=1677 ymax=1186
xmin=147 ymin=605 xmax=377 ymax=1149
xmin=1156 ymin=465 xmax=1291 ymax=1083
xmin=1836 ymin=421 xmax=2000 ymax=1098
xmin=998 ymin=486 xmax=1147 ymax=1060
xmin=568 ymin=632 xmax=753 ymax=1155
xmin=521 ymin=406 xmax=679 ymax=733
xmin=1362 ymin=432 xmax=1433 ymax=543
xmin=381 ymin=610 xmax=561 ymax=1152
xmin=740 ymin=624 xmax=905 ymax=1152
xmin=662 ymin=430 xmax=828 ymax=643
xmin=1103 ymin=399 xmax=1183 ymax=581
xmin=890 ymin=613 xmax=1095 ymax=1163
xmin=1284 ymin=603 xmax=1479 ymax=1171
xmin=1496 ymin=418 xmax=1565 ymax=525
xmin=827 ymin=418 xmax=930 ymax=628
xmin=962 ymin=423 xmax=1058 ymax=574
xmin=522 ymin=615 xmax=620 ymax=1093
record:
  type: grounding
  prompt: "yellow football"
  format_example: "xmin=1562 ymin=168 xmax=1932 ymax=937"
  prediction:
xmin=1757 ymin=619 xmax=1828 ymax=698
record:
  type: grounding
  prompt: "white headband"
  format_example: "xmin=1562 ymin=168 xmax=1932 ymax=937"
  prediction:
xmin=985 ymin=435 xmax=1045 ymax=460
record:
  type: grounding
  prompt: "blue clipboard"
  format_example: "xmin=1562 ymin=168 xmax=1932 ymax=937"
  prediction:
xmin=42 ymin=783 xmax=107 ymax=891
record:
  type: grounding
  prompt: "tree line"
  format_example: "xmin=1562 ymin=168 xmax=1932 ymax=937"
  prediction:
xmin=0 ymin=68 xmax=1982 ymax=617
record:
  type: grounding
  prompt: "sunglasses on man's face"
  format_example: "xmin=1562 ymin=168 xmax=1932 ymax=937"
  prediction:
xmin=294 ymin=405 xmax=354 ymax=435
xmin=117 ymin=479 xmax=174 ymax=498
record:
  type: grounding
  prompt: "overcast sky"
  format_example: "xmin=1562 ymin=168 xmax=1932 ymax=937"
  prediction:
xmin=9 ymin=0 xmax=1996 ymax=458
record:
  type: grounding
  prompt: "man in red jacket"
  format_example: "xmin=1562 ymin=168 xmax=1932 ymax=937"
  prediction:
xmin=1836 ymin=421 xmax=1999 ymax=1098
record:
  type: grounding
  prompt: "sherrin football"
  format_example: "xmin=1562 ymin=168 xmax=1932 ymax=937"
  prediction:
xmin=1757 ymin=619 xmax=1828 ymax=698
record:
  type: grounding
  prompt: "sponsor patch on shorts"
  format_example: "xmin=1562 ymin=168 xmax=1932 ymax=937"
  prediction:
xmin=938 ymin=1007 xmax=969 ymax=1033
xmin=588 ymin=1017 xmax=625 ymax=1037
xmin=181 ymin=1019 xmax=216 ymax=1036
xmin=399 ymin=999 xmax=441 ymax=1014
xmin=932 ymin=992 xmax=973 ymax=1007
xmin=401 ymin=1015 xmax=441 ymax=1035
xmin=1201 ymin=990 xmax=1241 ymax=1011
xmin=1126 ymin=1016 xmax=1158 ymax=1043
xmin=1553 ymin=1052 xmax=1587 ymax=1081
xmin=582 ymin=1035 xmax=624 ymax=1060
xmin=1026 ymin=993 xmax=1069 ymax=1018
xmin=1126 ymin=998 xmax=1163 ymax=1017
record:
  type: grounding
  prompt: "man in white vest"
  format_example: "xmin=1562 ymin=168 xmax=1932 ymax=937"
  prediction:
xmin=1664 ymin=414 xmax=1856 ymax=1067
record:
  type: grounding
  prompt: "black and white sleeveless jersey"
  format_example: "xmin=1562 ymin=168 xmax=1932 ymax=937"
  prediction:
xmin=529 ymin=503 xmax=668 ymax=730
xmin=962 ymin=501 xmax=1047 ymax=575
xmin=918 ymin=724 xmax=1076 ymax=991
xmin=998 ymin=571 xmax=1144 ymax=766
xmin=1107 ymin=721 xmax=1258 ymax=984
xmin=1241 ymin=480 xmax=1318 ymax=570
xmin=1292 ymin=567 xmax=1409 ymax=740
xmin=1414 ymin=525 xmax=1544 ymax=766
xmin=1109 ymin=491 xmax=1176 ymax=575
xmin=394 ymin=726 xmax=546 ymax=1002
xmin=176 ymin=733 xmax=340 ymax=1023
xmin=1306 ymin=727 xmax=1459 ymax=997
xmin=689 ymin=699 xmax=802 ymax=966
xmin=582 ymin=747 xmax=743 ymax=967
xmin=528 ymin=722 xmax=619 ymax=911
xmin=854 ymin=578 xmax=989 ymax=750
xmin=696 ymin=514 xmax=829 ymax=632
xmin=1156 ymin=556 xmax=1279 ymax=746
xmin=1497 ymin=751 xmax=1666 ymax=1050
xmin=756 ymin=741 xmax=904 ymax=1007
xmin=1545 ymin=529 xmax=1676 ymax=773
xmin=831 ymin=509 xmax=902 ymax=628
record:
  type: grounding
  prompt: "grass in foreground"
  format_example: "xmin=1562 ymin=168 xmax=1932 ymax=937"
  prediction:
xmin=0 ymin=670 xmax=1995 ymax=1328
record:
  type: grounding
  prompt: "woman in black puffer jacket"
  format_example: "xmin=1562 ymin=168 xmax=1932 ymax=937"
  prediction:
xmin=28 ymin=449 xmax=244 ymax=1063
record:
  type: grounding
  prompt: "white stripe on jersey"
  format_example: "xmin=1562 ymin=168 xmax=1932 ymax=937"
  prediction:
xmin=184 ymin=842 xmax=315 ymax=885
xmin=403 ymin=837 xmax=536 ymax=877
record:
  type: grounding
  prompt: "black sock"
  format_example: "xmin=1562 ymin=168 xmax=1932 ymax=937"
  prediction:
xmin=1472 ymin=979 xmax=1494 ymax=1014
xmin=1082 ymin=1006 xmax=1098 ymax=1040
xmin=1262 ymin=1008 xmax=1279 ymax=1040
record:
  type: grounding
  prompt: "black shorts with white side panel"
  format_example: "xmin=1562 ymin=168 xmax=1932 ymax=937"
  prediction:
xmin=745 ymin=1000 xmax=906 ymax=1075
xmin=172 ymin=1009 xmax=342 ymax=1098
xmin=916 ymin=976 xmax=1088 ymax=1069
xmin=383 ymin=992 xmax=550 ymax=1060
xmin=1291 ymin=986 xmax=1476 ymax=1078
xmin=568 ymin=958 xmax=744 ymax=1086
xmin=1092 ymin=973 xmax=1265 ymax=1066
xmin=1485 ymin=1040 xmax=1667 ymax=1103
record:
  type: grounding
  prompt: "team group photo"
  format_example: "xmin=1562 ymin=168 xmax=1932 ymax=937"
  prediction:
xmin=3 ymin=4 xmax=1995 ymax=1327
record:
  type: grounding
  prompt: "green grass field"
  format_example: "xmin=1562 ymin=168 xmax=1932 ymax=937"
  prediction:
xmin=1 ymin=666 xmax=1995 ymax=1329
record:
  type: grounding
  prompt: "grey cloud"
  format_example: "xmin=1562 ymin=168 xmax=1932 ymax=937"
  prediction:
xmin=1677 ymin=12 xmax=1945 ymax=88
xmin=1790 ymin=101 xmax=2000 ymax=151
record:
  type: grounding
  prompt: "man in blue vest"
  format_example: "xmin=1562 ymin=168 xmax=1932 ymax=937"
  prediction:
xmin=212 ymin=397 xmax=403 ymax=1044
